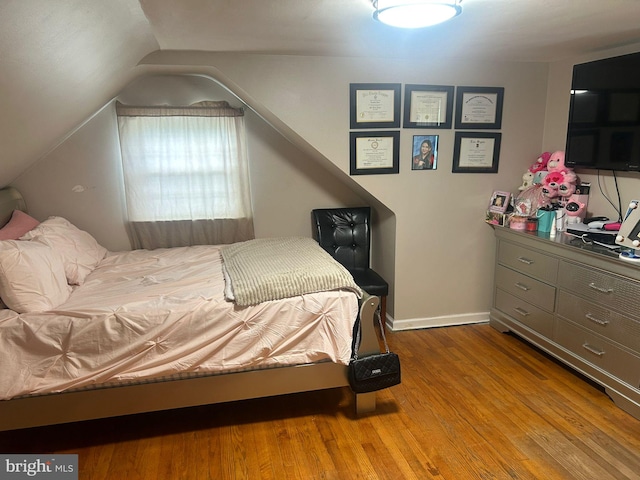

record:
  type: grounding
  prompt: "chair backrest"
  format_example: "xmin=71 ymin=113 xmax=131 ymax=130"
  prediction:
xmin=311 ymin=207 xmax=371 ymax=270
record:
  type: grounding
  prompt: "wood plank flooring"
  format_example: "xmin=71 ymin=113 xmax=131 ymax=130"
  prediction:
xmin=1 ymin=324 xmax=639 ymax=479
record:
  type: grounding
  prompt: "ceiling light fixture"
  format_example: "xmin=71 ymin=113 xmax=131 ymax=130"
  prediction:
xmin=372 ymin=0 xmax=462 ymax=29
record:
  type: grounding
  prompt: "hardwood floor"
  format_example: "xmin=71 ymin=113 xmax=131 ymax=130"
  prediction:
xmin=1 ymin=324 xmax=639 ymax=479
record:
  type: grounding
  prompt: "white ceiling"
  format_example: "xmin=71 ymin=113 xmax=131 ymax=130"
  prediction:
xmin=2 ymin=0 xmax=640 ymax=186
xmin=139 ymin=0 xmax=640 ymax=62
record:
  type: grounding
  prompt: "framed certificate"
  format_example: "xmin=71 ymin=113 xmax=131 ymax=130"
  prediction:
xmin=403 ymin=84 xmax=454 ymax=129
xmin=350 ymin=83 xmax=401 ymax=129
xmin=452 ymin=132 xmax=502 ymax=173
xmin=350 ymin=131 xmax=400 ymax=175
xmin=455 ymin=86 xmax=504 ymax=129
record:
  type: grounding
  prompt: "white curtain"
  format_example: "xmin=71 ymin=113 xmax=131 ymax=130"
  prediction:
xmin=116 ymin=102 xmax=254 ymax=249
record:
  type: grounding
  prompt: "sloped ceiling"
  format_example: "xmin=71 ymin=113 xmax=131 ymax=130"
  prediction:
xmin=0 ymin=1 xmax=158 ymax=186
xmin=2 ymin=0 xmax=640 ymax=187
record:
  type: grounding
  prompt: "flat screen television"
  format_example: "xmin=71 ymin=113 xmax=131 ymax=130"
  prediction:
xmin=565 ymin=51 xmax=640 ymax=171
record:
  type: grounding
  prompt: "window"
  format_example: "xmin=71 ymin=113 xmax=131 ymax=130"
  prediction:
xmin=116 ymin=101 xmax=254 ymax=248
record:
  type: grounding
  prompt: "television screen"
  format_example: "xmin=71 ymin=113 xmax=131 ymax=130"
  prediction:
xmin=565 ymin=51 xmax=640 ymax=171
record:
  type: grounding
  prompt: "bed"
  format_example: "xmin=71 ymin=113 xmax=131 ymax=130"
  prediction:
xmin=0 ymin=187 xmax=382 ymax=431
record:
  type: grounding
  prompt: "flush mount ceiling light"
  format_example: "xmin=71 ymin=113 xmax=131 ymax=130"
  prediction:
xmin=372 ymin=0 xmax=462 ymax=29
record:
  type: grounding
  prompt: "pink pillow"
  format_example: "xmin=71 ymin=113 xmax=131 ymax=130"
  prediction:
xmin=0 ymin=210 xmax=39 ymax=240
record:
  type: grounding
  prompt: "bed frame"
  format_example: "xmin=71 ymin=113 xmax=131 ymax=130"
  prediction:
xmin=0 ymin=187 xmax=381 ymax=431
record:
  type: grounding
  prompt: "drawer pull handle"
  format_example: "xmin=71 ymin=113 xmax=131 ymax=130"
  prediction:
xmin=588 ymin=282 xmax=613 ymax=294
xmin=514 ymin=282 xmax=530 ymax=291
xmin=517 ymin=257 xmax=534 ymax=265
xmin=582 ymin=343 xmax=605 ymax=356
xmin=513 ymin=307 xmax=530 ymax=317
xmin=585 ymin=313 xmax=609 ymax=326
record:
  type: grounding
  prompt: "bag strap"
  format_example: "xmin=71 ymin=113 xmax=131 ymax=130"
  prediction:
xmin=352 ymin=305 xmax=389 ymax=361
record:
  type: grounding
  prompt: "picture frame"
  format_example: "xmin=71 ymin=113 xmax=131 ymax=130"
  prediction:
xmin=488 ymin=191 xmax=511 ymax=214
xmin=403 ymin=84 xmax=454 ymax=129
xmin=485 ymin=211 xmax=507 ymax=227
xmin=455 ymin=86 xmax=504 ymax=129
xmin=514 ymin=198 xmax=533 ymax=217
xmin=452 ymin=132 xmax=502 ymax=173
xmin=350 ymin=83 xmax=401 ymax=129
xmin=350 ymin=131 xmax=400 ymax=175
xmin=411 ymin=135 xmax=438 ymax=170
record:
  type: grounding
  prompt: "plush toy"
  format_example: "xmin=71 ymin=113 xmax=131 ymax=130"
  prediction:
xmin=564 ymin=194 xmax=586 ymax=224
xmin=547 ymin=150 xmax=568 ymax=173
xmin=542 ymin=166 xmax=577 ymax=200
xmin=542 ymin=171 xmax=565 ymax=198
xmin=530 ymin=152 xmax=551 ymax=173
xmin=521 ymin=152 xmax=551 ymax=186
xmin=558 ymin=176 xmax=577 ymax=198
xmin=518 ymin=170 xmax=535 ymax=191
xmin=533 ymin=170 xmax=548 ymax=185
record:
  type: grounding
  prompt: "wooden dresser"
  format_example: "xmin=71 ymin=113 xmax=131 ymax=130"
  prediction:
xmin=490 ymin=226 xmax=640 ymax=420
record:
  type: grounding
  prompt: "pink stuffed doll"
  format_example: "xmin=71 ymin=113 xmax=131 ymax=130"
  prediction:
xmin=564 ymin=194 xmax=586 ymax=224
xmin=547 ymin=150 xmax=568 ymax=173
xmin=529 ymin=152 xmax=551 ymax=173
xmin=542 ymin=169 xmax=577 ymax=199
xmin=558 ymin=176 xmax=577 ymax=198
xmin=542 ymin=171 xmax=564 ymax=198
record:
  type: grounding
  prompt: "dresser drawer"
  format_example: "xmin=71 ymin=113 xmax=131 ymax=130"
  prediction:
xmin=495 ymin=265 xmax=555 ymax=312
xmin=556 ymin=290 xmax=640 ymax=354
xmin=498 ymin=241 xmax=558 ymax=284
xmin=557 ymin=261 xmax=640 ymax=319
xmin=555 ymin=319 xmax=640 ymax=389
xmin=495 ymin=289 xmax=555 ymax=337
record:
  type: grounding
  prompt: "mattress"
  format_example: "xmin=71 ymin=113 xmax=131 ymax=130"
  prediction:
xmin=0 ymin=245 xmax=358 ymax=400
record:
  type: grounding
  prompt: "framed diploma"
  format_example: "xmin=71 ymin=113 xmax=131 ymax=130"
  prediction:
xmin=403 ymin=84 xmax=454 ymax=129
xmin=350 ymin=131 xmax=400 ymax=175
xmin=452 ymin=132 xmax=502 ymax=173
xmin=350 ymin=83 xmax=401 ymax=129
xmin=455 ymin=86 xmax=504 ymax=129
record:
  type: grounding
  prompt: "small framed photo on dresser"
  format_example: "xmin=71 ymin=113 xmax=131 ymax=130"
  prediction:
xmin=488 ymin=191 xmax=510 ymax=214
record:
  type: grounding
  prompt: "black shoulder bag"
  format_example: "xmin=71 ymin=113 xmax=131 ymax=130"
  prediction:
xmin=348 ymin=308 xmax=401 ymax=393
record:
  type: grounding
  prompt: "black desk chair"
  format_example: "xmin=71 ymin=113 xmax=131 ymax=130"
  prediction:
xmin=312 ymin=207 xmax=389 ymax=324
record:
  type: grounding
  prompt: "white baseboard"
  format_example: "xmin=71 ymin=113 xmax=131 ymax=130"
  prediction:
xmin=386 ymin=312 xmax=490 ymax=331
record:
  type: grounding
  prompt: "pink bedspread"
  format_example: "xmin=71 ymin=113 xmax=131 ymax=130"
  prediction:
xmin=0 ymin=245 xmax=358 ymax=400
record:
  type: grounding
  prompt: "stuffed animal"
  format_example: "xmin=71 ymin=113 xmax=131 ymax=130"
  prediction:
xmin=530 ymin=152 xmax=551 ymax=173
xmin=547 ymin=150 xmax=568 ymax=173
xmin=518 ymin=171 xmax=535 ymax=191
xmin=542 ymin=171 xmax=565 ymax=198
xmin=558 ymin=176 xmax=577 ymax=198
xmin=533 ymin=170 xmax=548 ymax=185
xmin=542 ymin=162 xmax=577 ymax=199
xmin=521 ymin=152 xmax=551 ymax=186
xmin=564 ymin=194 xmax=586 ymax=224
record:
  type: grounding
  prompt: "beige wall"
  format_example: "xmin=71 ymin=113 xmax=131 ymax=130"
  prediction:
xmin=12 ymin=104 xmax=131 ymax=251
xmin=543 ymin=42 xmax=640 ymax=222
xmin=12 ymin=74 xmax=367 ymax=252
xmin=13 ymin=52 xmax=553 ymax=326
xmin=137 ymin=52 xmax=550 ymax=325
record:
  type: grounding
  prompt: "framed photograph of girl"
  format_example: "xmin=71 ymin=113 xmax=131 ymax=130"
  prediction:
xmin=411 ymin=135 xmax=438 ymax=171
xmin=488 ymin=190 xmax=511 ymax=214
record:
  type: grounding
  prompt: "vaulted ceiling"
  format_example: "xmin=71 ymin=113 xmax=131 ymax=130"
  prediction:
xmin=2 ymin=0 xmax=640 ymax=186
